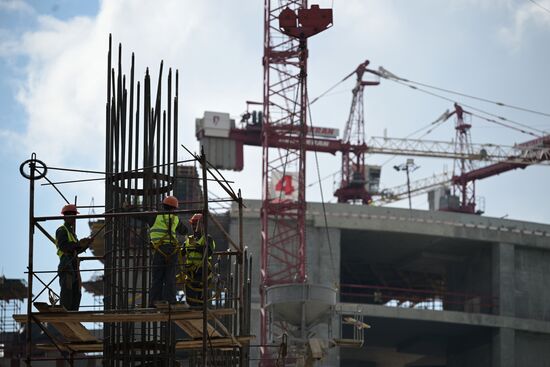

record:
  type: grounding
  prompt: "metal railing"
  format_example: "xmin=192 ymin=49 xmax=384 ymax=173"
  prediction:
xmin=340 ymin=283 xmax=498 ymax=314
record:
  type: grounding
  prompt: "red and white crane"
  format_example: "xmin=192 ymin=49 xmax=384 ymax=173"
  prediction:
xmin=196 ymin=40 xmax=550 ymax=366
xmin=260 ymin=2 xmax=332 ymax=365
xmin=334 ymin=60 xmax=380 ymax=205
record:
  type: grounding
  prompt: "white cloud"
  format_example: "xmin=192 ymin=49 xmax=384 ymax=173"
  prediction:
xmin=498 ymin=0 xmax=550 ymax=49
xmin=336 ymin=0 xmax=402 ymax=40
xmin=0 ymin=0 xmax=258 ymax=170
xmin=0 ymin=0 xmax=34 ymax=14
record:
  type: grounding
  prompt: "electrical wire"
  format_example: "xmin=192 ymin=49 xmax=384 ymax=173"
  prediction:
xmin=528 ymin=0 xmax=550 ymax=14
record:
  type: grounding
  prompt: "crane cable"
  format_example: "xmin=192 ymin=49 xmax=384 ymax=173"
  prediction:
xmin=402 ymin=77 xmax=550 ymax=118
xmin=307 ymin=92 xmax=338 ymax=288
xmin=527 ymin=0 xmax=550 ymax=15
xmin=309 ymin=66 xmax=360 ymax=105
xmin=387 ymin=77 xmax=543 ymax=138
xmin=312 ymin=64 xmax=549 ymax=134
xmin=379 ymin=112 xmax=451 ymax=168
xmin=378 ymin=69 xmax=546 ymax=137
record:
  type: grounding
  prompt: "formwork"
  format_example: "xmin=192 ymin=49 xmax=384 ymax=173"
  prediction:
xmin=16 ymin=36 xmax=252 ymax=367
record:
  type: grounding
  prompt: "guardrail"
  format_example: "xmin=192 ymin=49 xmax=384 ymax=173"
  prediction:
xmin=340 ymin=283 xmax=498 ymax=314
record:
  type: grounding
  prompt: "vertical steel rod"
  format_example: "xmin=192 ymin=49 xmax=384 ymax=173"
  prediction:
xmin=25 ymin=156 xmax=36 ymax=367
xmin=201 ymin=147 xmax=209 ymax=367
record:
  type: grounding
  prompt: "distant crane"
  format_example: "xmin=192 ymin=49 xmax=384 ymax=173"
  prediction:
xmin=448 ymin=102 xmax=477 ymax=213
xmin=334 ymin=60 xmax=379 ymax=204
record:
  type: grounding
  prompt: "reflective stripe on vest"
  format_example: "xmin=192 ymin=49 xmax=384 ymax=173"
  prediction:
xmin=150 ymin=214 xmax=180 ymax=246
xmin=55 ymin=224 xmax=78 ymax=257
xmin=184 ymin=235 xmax=216 ymax=266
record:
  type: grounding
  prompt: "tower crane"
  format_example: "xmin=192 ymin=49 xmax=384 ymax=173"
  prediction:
xmin=260 ymin=2 xmax=332 ymax=366
xmin=195 ymin=54 xmax=550 ymax=364
xmin=333 ymin=60 xmax=379 ymax=204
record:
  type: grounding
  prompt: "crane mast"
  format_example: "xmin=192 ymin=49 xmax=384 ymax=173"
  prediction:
xmin=450 ymin=103 xmax=477 ymax=213
xmin=334 ymin=61 xmax=380 ymax=204
xmin=261 ymin=1 xmax=332 ymax=364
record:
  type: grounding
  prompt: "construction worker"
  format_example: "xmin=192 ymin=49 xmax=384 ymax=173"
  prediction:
xmin=451 ymin=102 xmax=471 ymax=124
xmin=184 ymin=213 xmax=216 ymax=307
xmin=149 ymin=195 xmax=188 ymax=307
xmin=56 ymin=204 xmax=92 ymax=311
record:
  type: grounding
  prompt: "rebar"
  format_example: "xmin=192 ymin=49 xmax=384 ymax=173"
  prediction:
xmin=104 ymin=35 xmax=180 ymax=367
xmin=20 ymin=34 xmax=251 ymax=367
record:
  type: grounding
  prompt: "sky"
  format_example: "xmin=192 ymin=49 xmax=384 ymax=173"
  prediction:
xmin=0 ymin=0 xmax=549 ymax=307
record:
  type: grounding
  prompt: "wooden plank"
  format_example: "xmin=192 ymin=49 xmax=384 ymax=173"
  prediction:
xmin=13 ymin=308 xmax=235 ymax=323
xmin=174 ymin=320 xmax=202 ymax=338
xmin=62 ymin=322 xmax=98 ymax=342
xmin=174 ymin=319 xmax=221 ymax=338
xmin=210 ymin=314 xmax=241 ymax=346
xmin=32 ymin=303 xmax=98 ymax=342
xmin=332 ymin=338 xmax=364 ymax=348
xmin=35 ymin=303 xmax=98 ymax=342
xmin=35 ymin=335 xmax=254 ymax=352
xmin=36 ymin=342 xmax=103 ymax=352
xmin=175 ymin=336 xmax=253 ymax=349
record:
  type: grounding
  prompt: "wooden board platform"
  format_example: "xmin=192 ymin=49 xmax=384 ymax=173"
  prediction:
xmin=14 ymin=306 xmax=235 ymax=324
xmin=332 ymin=338 xmax=364 ymax=348
xmin=36 ymin=336 xmax=254 ymax=352
xmin=33 ymin=302 xmax=98 ymax=343
xmin=14 ymin=304 xmax=251 ymax=353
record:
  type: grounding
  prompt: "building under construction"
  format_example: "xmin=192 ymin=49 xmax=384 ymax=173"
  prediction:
xmin=4 ymin=1 xmax=550 ymax=367
xmin=225 ymin=199 xmax=550 ymax=366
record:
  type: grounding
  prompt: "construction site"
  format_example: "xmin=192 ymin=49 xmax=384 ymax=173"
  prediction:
xmin=1 ymin=2 xmax=550 ymax=367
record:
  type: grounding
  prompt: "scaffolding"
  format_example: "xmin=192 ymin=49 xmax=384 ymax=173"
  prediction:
xmin=16 ymin=36 xmax=252 ymax=367
xmin=0 ymin=276 xmax=26 ymax=359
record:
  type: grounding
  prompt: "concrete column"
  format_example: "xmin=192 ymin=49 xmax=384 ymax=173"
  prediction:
xmin=492 ymin=328 xmax=515 ymax=367
xmin=492 ymin=242 xmax=515 ymax=317
xmin=492 ymin=243 xmax=515 ymax=367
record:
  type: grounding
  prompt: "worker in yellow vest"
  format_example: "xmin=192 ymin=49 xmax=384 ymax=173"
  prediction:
xmin=184 ymin=213 xmax=216 ymax=307
xmin=55 ymin=204 xmax=92 ymax=311
xmin=149 ymin=196 xmax=188 ymax=307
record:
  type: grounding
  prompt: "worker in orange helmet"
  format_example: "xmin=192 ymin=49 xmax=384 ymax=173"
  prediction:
xmin=55 ymin=204 xmax=92 ymax=311
xmin=184 ymin=213 xmax=216 ymax=307
xmin=149 ymin=195 xmax=188 ymax=307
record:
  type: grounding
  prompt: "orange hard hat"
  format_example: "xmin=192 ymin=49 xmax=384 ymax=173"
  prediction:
xmin=162 ymin=196 xmax=179 ymax=209
xmin=189 ymin=213 xmax=203 ymax=224
xmin=61 ymin=204 xmax=79 ymax=215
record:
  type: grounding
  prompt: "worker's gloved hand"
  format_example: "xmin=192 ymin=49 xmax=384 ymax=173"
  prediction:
xmin=79 ymin=237 xmax=93 ymax=250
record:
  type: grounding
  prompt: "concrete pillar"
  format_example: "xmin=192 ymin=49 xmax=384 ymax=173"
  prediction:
xmin=492 ymin=242 xmax=515 ymax=367
xmin=492 ymin=242 xmax=515 ymax=317
xmin=492 ymin=328 xmax=515 ymax=367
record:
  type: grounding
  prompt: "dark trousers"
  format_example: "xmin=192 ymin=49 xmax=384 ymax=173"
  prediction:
xmin=58 ymin=255 xmax=81 ymax=311
xmin=185 ymin=266 xmax=212 ymax=307
xmin=150 ymin=244 xmax=178 ymax=306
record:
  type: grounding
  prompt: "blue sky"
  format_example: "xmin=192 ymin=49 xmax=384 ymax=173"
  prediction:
xmin=0 ymin=0 xmax=549 ymax=306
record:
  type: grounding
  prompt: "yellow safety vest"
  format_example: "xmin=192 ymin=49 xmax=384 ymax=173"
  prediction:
xmin=150 ymin=214 xmax=180 ymax=246
xmin=184 ymin=235 xmax=216 ymax=267
xmin=55 ymin=224 xmax=78 ymax=257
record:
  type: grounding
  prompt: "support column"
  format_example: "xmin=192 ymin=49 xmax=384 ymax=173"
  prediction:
xmin=492 ymin=242 xmax=515 ymax=317
xmin=492 ymin=328 xmax=515 ymax=367
xmin=492 ymin=242 xmax=515 ymax=367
